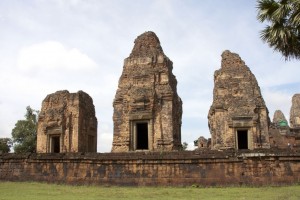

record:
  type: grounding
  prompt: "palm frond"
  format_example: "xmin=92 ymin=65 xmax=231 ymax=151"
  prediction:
xmin=272 ymin=0 xmax=292 ymax=22
xmin=257 ymin=0 xmax=300 ymax=60
xmin=257 ymin=0 xmax=280 ymax=22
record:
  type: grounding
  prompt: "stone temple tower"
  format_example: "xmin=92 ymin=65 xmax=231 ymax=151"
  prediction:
xmin=112 ymin=31 xmax=182 ymax=152
xmin=290 ymin=94 xmax=300 ymax=129
xmin=208 ymin=50 xmax=270 ymax=150
xmin=37 ymin=90 xmax=97 ymax=153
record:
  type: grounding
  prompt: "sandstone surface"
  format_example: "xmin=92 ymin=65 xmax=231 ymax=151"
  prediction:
xmin=290 ymin=94 xmax=300 ymax=128
xmin=37 ymin=90 xmax=97 ymax=153
xmin=273 ymin=110 xmax=288 ymax=126
xmin=112 ymin=31 xmax=182 ymax=152
xmin=1 ymin=151 xmax=300 ymax=186
xmin=208 ymin=50 xmax=270 ymax=150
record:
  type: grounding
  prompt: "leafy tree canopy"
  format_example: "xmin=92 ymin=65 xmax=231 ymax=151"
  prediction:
xmin=182 ymin=142 xmax=188 ymax=151
xmin=0 ymin=138 xmax=12 ymax=153
xmin=11 ymin=106 xmax=38 ymax=153
xmin=257 ymin=0 xmax=300 ymax=60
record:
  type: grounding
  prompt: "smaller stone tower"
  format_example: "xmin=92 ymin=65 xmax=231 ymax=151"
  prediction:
xmin=273 ymin=110 xmax=289 ymax=128
xmin=269 ymin=110 xmax=291 ymax=148
xmin=208 ymin=50 xmax=270 ymax=150
xmin=37 ymin=90 xmax=97 ymax=153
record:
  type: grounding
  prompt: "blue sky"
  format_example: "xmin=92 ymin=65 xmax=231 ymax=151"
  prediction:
xmin=0 ymin=0 xmax=299 ymax=152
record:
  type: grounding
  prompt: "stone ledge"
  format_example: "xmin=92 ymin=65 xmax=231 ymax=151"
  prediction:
xmin=1 ymin=149 xmax=299 ymax=161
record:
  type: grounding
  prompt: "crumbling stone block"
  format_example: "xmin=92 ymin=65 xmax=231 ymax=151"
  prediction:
xmin=290 ymin=94 xmax=300 ymax=128
xmin=195 ymin=136 xmax=211 ymax=149
xmin=37 ymin=90 xmax=97 ymax=153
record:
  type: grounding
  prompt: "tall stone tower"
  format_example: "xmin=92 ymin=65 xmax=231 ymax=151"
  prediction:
xmin=112 ymin=31 xmax=182 ymax=152
xmin=208 ymin=50 xmax=270 ymax=150
xmin=37 ymin=90 xmax=97 ymax=153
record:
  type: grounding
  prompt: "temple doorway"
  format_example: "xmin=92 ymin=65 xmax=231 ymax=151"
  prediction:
xmin=51 ymin=136 xmax=60 ymax=153
xmin=237 ymin=130 xmax=248 ymax=149
xmin=136 ymin=122 xmax=148 ymax=150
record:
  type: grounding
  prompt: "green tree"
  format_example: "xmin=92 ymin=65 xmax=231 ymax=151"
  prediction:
xmin=0 ymin=138 xmax=12 ymax=153
xmin=11 ymin=106 xmax=38 ymax=153
xmin=257 ymin=0 xmax=300 ymax=60
xmin=182 ymin=142 xmax=188 ymax=151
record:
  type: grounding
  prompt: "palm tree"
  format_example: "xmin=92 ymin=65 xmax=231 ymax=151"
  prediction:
xmin=257 ymin=0 xmax=300 ymax=60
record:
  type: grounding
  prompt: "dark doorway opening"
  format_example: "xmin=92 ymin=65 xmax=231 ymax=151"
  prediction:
xmin=237 ymin=130 xmax=248 ymax=149
xmin=52 ymin=136 xmax=60 ymax=153
xmin=88 ymin=135 xmax=94 ymax=152
xmin=136 ymin=123 xmax=148 ymax=150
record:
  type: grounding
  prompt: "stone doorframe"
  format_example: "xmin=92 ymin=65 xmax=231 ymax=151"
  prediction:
xmin=230 ymin=116 xmax=255 ymax=150
xmin=235 ymin=128 xmax=253 ymax=150
xmin=130 ymin=119 xmax=153 ymax=151
xmin=46 ymin=127 xmax=63 ymax=153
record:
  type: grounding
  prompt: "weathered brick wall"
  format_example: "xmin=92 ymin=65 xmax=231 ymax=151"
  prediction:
xmin=0 ymin=150 xmax=299 ymax=186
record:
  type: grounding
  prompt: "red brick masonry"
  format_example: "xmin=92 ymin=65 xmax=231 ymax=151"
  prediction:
xmin=0 ymin=150 xmax=299 ymax=186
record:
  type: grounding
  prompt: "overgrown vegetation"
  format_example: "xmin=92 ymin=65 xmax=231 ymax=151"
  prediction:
xmin=257 ymin=0 xmax=300 ymax=60
xmin=0 ymin=182 xmax=299 ymax=200
xmin=0 ymin=138 xmax=12 ymax=153
xmin=11 ymin=106 xmax=38 ymax=153
xmin=181 ymin=142 xmax=188 ymax=150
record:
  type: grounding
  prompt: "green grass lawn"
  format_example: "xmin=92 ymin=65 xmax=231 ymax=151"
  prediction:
xmin=0 ymin=182 xmax=299 ymax=200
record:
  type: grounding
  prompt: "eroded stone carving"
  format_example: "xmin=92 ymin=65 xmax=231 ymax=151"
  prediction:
xmin=290 ymin=94 xmax=300 ymax=128
xmin=269 ymin=110 xmax=291 ymax=148
xmin=37 ymin=90 xmax=97 ymax=153
xmin=194 ymin=136 xmax=211 ymax=149
xmin=273 ymin=110 xmax=288 ymax=127
xmin=112 ymin=31 xmax=182 ymax=152
xmin=208 ymin=50 xmax=270 ymax=150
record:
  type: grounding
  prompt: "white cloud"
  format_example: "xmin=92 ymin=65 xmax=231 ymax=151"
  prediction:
xmin=17 ymin=41 xmax=97 ymax=71
xmin=97 ymin=132 xmax=113 ymax=152
xmin=263 ymin=89 xmax=294 ymax=122
xmin=186 ymin=142 xmax=197 ymax=151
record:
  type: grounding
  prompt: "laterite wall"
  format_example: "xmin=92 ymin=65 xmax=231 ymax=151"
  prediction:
xmin=0 ymin=150 xmax=299 ymax=186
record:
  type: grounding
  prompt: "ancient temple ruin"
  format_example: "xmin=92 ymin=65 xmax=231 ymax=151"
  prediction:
xmin=273 ymin=110 xmax=289 ymax=127
xmin=269 ymin=94 xmax=300 ymax=149
xmin=286 ymin=94 xmax=300 ymax=146
xmin=37 ymin=90 xmax=97 ymax=153
xmin=290 ymin=94 xmax=300 ymax=129
xmin=112 ymin=31 xmax=182 ymax=152
xmin=271 ymin=110 xmax=290 ymax=137
xmin=208 ymin=50 xmax=270 ymax=150
xmin=194 ymin=136 xmax=211 ymax=149
xmin=269 ymin=110 xmax=292 ymax=148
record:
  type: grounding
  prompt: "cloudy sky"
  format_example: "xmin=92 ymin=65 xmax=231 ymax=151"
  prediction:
xmin=0 ymin=0 xmax=299 ymax=152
